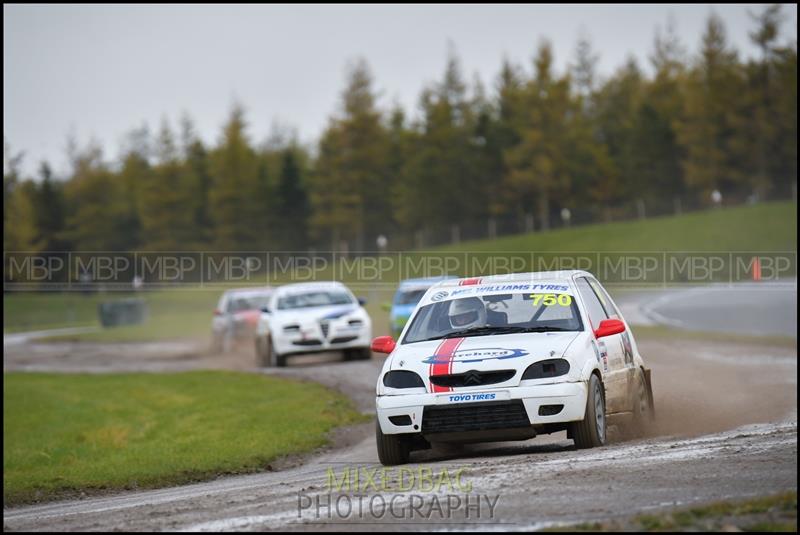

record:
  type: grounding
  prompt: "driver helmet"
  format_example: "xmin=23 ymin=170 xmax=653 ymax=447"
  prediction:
xmin=448 ymin=297 xmax=486 ymax=329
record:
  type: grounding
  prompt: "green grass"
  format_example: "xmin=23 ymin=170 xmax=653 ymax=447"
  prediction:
xmin=547 ymin=491 xmax=797 ymax=532
xmin=631 ymin=324 xmax=798 ymax=349
xmin=3 ymin=371 xmax=367 ymax=505
xmin=4 ymin=201 xmax=796 ymax=342
xmin=438 ymin=201 xmax=796 ymax=253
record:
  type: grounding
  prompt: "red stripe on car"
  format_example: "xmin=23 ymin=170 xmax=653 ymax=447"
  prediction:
xmin=459 ymin=278 xmax=482 ymax=286
xmin=429 ymin=337 xmax=464 ymax=393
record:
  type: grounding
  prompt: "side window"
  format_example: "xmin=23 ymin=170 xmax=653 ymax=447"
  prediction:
xmin=587 ymin=278 xmax=619 ymax=318
xmin=575 ymin=277 xmax=609 ymax=330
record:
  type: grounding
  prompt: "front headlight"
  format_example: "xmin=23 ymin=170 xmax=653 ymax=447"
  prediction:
xmin=382 ymin=370 xmax=425 ymax=389
xmin=521 ymin=359 xmax=570 ymax=380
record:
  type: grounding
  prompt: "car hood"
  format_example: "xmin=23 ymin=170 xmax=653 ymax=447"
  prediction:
xmin=389 ymin=331 xmax=581 ymax=378
xmin=272 ymin=304 xmax=361 ymax=325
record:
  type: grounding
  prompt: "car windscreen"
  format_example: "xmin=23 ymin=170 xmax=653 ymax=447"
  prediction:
xmin=227 ymin=293 xmax=272 ymax=313
xmin=277 ymin=291 xmax=353 ymax=310
xmin=402 ymin=290 xmax=583 ymax=344
xmin=394 ymin=289 xmax=428 ymax=306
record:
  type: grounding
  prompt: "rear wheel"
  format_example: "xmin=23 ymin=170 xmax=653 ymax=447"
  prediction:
xmin=626 ymin=368 xmax=654 ymax=439
xmin=376 ymin=420 xmax=410 ymax=465
xmin=570 ymin=374 xmax=607 ymax=449
xmin=211 ymin=332 xmax=223 ymax=354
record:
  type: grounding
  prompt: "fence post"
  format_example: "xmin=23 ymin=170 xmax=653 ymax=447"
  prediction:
xmin=673 ymin=196 xmax=682 ymax=216
xmin=450 ymin=225 xmax=460 ymax=245
xmin=524 ymin=213 xmax=535 ymax=234
xmin=488 ymin=218 xmax=497 ymax=240
xmin=636 ymin=198 xmax=646 ymax=220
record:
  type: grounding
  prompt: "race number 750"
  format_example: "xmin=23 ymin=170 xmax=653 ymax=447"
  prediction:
xmin=529 ymin=293 xmax=573 ymax=306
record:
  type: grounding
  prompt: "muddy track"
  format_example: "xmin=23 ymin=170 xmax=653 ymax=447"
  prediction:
xmin=3 ymin=332 xmax=797 ymax=531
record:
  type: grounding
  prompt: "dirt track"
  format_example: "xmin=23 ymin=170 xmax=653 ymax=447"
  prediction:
xmin=3 ymin=332 xmax=797 ymax=531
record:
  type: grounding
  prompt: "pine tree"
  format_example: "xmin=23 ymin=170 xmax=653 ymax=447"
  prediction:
xmin=505 ymin=41 xmax=573 ymax=230
xmin=209 ymin=104 xmax=261 ymax=250
xmin=310 ymin=59 xmax=389 ymax=251
xmin=677 ymin=14 xmax=749 ymax=203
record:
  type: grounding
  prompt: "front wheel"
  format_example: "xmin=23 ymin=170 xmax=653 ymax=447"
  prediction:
xmin=345 ymin=347 xmax=372 ymax=361
xmin=376 ymin=420 xmax=410 ymax=465
xmin=570 ymin=374 xmax=607 ymax=449
xmin=255 ymin=335 xmax=284 ymax=368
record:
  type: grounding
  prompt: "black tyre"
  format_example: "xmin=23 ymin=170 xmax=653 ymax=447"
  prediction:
xmin=256 ymin=335 xmax=284 ymax=368
xmin=570 ymin=374 xmax=607 ymax=449
xmin=376 ymin=420 xmax=410 ymax=465
xmin=627 ymin=368 xmax=654 ymax=439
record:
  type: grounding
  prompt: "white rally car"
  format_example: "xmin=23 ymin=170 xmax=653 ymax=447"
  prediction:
xmin=255 ymin=281 xmax=372 ymax=367
xmin=372 ymin=271 xmax=654 ymax=465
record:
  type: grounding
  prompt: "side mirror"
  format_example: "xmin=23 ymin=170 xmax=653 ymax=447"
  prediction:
xmin=371 ymin=336 xmax=396 ymax=354
xmin=594 ymin=318 xmax=625 ymax=339
xmin=358 ymin=297 xmax=367 ymax=306
xmin=260 ymin=306 xmax=271 ymax=314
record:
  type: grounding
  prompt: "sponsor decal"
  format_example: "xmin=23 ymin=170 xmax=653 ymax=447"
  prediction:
xmin=424 ymin=347 xmax=529 ymax=365
xmin=438 ymin=284 xmax=571 ymax=301
xmin=320 ymin=306 xmax=357 ymax=320
xmin=446 ymin=392 xmax=497 ymax=403
xmin=598 ymin=340 xmax=609 ymax=372
xmin=620 ymin=330 xmax=634 ymax=366
xmin=430 ymin=290 xmax=449 ymax=302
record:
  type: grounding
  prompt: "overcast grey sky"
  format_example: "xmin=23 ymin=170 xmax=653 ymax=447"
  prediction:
xmin=4 ymin=4 xmax=798 ymax=177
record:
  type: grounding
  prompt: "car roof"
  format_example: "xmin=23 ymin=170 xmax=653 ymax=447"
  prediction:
xmin=224 ymin=286 xmax=274 ymax=297
xmin=398 ymin=276 xmax=457 ymax=289
xmin=429 ymin=270 xmax=593 ymax=288
xmin=274 ymin=281 xmax=349 ymax=295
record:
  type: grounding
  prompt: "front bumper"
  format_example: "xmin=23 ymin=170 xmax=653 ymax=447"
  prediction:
xmin=272 ymin=328 xmax=372 ymax=355
xmin=376 ymin=381 xmax=588 ymax=436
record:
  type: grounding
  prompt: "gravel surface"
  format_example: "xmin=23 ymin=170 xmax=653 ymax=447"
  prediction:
xmin=3 ymin=333 xmax=796 ymax=531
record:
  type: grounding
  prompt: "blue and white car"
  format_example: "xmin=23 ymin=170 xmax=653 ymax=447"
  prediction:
xmin=389 ymin=277 xmax=457 ymax=339
xmin=254 ymin=282 xmax=372 ymax=367
xmin=371 ymin=271 xmax=654 ymax=465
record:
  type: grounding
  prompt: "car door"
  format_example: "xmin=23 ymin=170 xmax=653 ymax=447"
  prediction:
xmin=575 ymin=277 xmax=628 ymax=415
xmin=587 ymin=277 xmax=638 ymax=411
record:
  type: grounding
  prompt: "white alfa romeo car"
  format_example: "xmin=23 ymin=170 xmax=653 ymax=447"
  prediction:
xmin=255 ymin=281 xmax=372 ymax=367
xmin=372 ymin=271 xmax=654 ymax=465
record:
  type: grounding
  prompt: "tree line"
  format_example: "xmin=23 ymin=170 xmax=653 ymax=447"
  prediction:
xmin=4 ymin=7 xmax=797 ymax=255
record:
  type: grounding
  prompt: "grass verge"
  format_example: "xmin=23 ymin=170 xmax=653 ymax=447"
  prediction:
xmin=3 ymin=371 xmax=368 ymax=506
xmin=632 ymin=324 xmax=797 ymax=349
xmin=548 ymin=491 xmax=797 ymax=532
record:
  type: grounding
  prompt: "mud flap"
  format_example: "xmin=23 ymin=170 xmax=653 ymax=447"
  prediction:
xmin=644 ymin=368 xmax=655 ymax=419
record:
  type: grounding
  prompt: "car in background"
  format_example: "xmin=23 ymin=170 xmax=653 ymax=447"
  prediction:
xmin=371 ymin=271 xmax=654 ymax=465
xmin=211 ymin=287 xmax=274 ymax=353
xmin=388 ymin=277 xmax=457 ymax=339
xmin=254 ymin=281 xmax=372 ymax=367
